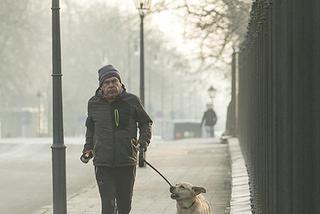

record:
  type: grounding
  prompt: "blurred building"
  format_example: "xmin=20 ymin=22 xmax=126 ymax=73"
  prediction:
xmin=0 ymin=107 xmax=48 ymax=137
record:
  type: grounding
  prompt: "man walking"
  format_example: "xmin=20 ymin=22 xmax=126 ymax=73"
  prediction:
xmin=81 ymin=64 xmax=152 ymax=214
xmin=200 ymin=103 xmax=217 ymax=137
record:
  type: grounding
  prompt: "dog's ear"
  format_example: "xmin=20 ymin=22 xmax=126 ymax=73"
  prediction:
xmin=192 ymin=186 xmax=206 ymax=195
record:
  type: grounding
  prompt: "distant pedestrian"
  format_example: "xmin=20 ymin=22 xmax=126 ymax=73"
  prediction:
xmin=80 ymin=64 xmax=153 ymax=214
xmin=200 ymin=103 xmax=217 ymax=137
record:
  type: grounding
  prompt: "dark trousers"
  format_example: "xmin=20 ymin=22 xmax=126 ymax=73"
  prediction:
xmin=95 ymin=166 xmax=136 ymax=214
xmin=205 ymin=126 xmax=215 ymax=137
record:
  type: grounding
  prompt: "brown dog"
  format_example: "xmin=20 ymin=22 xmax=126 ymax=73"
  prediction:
xmin=170 ymin=182 xmax=212 ymax=214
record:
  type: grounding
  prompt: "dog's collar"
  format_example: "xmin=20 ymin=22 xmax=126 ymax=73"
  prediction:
xmin=181 ymin=201 xmax=196 ymax=209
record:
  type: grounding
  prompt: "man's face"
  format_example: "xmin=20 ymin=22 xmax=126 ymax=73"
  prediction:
xmin=101 ymin=76 xmax=122 ymax=99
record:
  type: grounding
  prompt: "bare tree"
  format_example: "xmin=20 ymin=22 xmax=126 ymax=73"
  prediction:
xmin=0 ymin=0 xmax=50 ymax=106
xmin=152 ymin=0 xmax=251 ymax=70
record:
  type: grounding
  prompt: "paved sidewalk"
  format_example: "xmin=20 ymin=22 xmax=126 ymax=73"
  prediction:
xmin=35 ymin=138 xmax=231 ymax=214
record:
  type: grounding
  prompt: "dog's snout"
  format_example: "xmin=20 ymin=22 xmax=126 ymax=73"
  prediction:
xmin=170 ymin=186 xmax=175 ymax=193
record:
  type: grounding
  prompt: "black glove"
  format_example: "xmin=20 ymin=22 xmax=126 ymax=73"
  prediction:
xmin=80 ymin=150 xmax=93 ymax=164
xmin=139 ymin=141 xmax=149 ymax=152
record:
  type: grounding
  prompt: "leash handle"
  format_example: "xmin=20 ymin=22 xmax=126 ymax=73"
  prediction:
xmin=142 ymin=158 xmax=173 ymax=187
xmin=138 ymin=147 xmax=146 ymax=167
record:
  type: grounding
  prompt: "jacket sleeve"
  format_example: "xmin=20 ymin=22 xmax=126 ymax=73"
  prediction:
xmin=200 ymin=112 xmax=206 ymax=126
xmin=213 ymin=111 xmax=218 ymax=125
xmin=83 ymin=103 xmax=94 ymax=152
xmin=135 ymin=97 xmax=153 ymax=145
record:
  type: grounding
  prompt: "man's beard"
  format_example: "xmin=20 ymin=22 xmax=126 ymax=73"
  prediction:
xmin=103 ymin=87 xmax=119 ymax=100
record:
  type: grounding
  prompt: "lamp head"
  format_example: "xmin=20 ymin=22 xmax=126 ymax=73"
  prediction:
xmin=208 ymin=85 xmax=216 ymax=98
xmin=135 ymin=0 xmax=151 ymax=15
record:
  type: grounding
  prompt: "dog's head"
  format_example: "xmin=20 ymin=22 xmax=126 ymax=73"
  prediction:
xmin=169 ymin=182 xmax=206 ymax=201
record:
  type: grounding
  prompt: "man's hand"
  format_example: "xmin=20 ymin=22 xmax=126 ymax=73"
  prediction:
xmin=131 ymin=139 xmax=149 ymax=152
xmin=80 ymin=150 xmax=93 ymax=164
xmin=139 ymin=141 xmax=149 ymax=152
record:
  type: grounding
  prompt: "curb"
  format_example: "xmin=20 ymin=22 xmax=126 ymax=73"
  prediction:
xmin=227 ymin=138 xmax=252 ymax=214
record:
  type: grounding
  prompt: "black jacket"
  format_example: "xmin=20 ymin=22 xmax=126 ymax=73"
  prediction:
xmin=83 ymin=88 xmax=152 ymax=167
xmin=201 ymin=109 xmax=217 ymax=126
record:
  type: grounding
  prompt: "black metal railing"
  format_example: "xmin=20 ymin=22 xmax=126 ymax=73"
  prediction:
xmin=235 ymin=0 xmax=320 ymax=213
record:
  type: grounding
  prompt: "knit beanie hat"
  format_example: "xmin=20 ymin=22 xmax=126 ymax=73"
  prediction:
xmin=98 ymin=64 xmax=121 ymax=86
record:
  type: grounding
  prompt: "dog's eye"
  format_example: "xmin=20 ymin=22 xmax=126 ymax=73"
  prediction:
xmin=180 ymin=186 xmax=185 ymax=189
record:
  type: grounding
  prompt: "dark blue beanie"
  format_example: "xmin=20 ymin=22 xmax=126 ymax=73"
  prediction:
xmin=98 ymin=65 xmax=121 ymax=85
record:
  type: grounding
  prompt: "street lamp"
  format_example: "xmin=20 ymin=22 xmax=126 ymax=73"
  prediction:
xmin=135 ymin=0 xmax=151 ymax=106
xmin=36 ymin=91 xmax=42 ymax=136
xmin=208 ymin=85 xmax=216 ymax=104
xmin=135 ymin=0 xmax=151 ymax=167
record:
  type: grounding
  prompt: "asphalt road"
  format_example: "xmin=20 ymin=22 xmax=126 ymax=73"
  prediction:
xmin=0 ymin=139 xmax=95 ymax=214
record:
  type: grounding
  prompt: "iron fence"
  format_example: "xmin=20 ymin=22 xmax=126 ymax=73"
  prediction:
xmin=235 ymin=0 xmax=320 ymax=213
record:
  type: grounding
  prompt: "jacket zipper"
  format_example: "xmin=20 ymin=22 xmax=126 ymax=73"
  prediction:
xmin=111 ymin=105 xmax=116 ymax=167
xmin=112 ymin=108 xmax=120 ymax=166
xmin=114 ymin=109 xmax=119 ymax=127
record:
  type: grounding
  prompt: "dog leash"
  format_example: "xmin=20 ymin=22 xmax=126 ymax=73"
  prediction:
xmin=142 ymin=158 xmax=173 ymax=187
xmin=134 ymin=143 xmax=173 ymax=187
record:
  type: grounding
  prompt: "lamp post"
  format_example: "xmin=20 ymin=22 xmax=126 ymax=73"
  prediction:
xmin=208 ymin=85 xmax=216 ymax=105
xmin=36 ymin=91 xmax=42 ymax=136
xmin=51 ymin=0 xmax=67 ymax=213
xmin=135 ymin=0 xmax=151 ymax=167
xmin=135 ymin=0 xmax=151 ymax=106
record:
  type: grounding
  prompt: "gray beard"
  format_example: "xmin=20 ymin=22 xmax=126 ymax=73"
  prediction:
xmin=103 ymin=88 xmax=123 ymax=100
